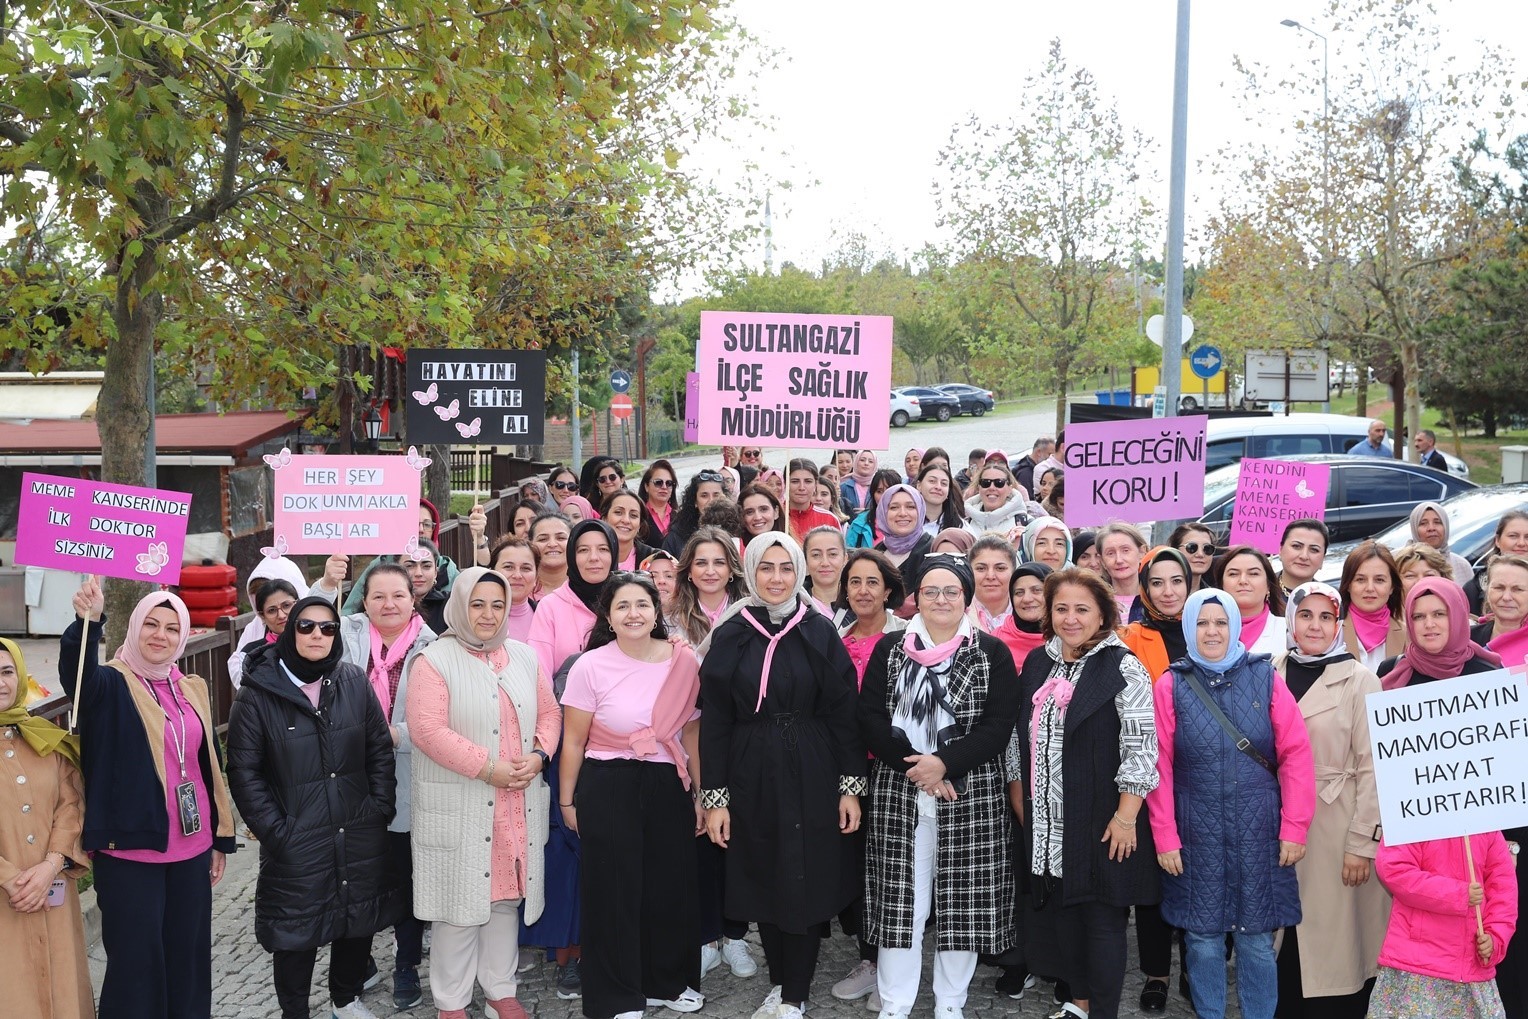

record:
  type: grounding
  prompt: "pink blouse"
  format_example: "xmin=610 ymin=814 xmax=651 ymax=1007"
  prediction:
xmin=407 ymin=647 xmax=562 ymax=903
xmin=102 ymin=677 xmax=215 ymax=864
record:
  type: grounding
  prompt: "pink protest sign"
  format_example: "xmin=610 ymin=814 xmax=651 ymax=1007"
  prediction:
xmin=15 ymin=472 xmax=193 ymax=583
xmin=1228 ymin=458 xmax=1330 ymax=553
xmin=683 ymin=372 xmax=700 ymax=443
xmin=1061 ymin=416 xmax=1207 ymax=528
xmin=267 ymin=447 xmax=426 ymax=556
xmin=695 ymin=311 xmax=894 ymax=450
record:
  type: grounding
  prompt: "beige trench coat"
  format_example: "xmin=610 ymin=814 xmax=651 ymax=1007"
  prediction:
xmin=1273 ymin=654 xmax=1391 ymax=997
xmin=0 ymin=727 xmax=94 ymax=1019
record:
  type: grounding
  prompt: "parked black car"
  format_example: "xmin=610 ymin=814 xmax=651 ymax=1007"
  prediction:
xmin=1194 ymin=454 xmax=1477 ymax=545
xmin=935 ymin=383 xmax=996 ymax=416
xmin=893 ymin=386 xmax=962 ymax=423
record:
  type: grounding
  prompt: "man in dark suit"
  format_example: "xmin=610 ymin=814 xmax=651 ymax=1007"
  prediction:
xmin=1413 ymin=429 xmax=1449 ymax=471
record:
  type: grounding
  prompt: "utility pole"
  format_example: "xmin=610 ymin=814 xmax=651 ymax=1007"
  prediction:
xmin=1161 ymin=0 xmax=1191 ymax=417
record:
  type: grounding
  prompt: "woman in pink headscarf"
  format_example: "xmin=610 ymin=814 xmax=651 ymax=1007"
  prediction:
xmin=1377 ymin=577 xmax=1501 ymax=690
xmin=59 ymin=578 xmax=238 ymax=1019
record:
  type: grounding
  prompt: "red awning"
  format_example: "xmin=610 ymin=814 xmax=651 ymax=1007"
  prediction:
xmin=0 ymin=410 xmax=309 ymax=458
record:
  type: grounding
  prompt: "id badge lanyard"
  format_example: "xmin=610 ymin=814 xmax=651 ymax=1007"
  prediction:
xmin=143 ymin=677 xmax=202 ymax=836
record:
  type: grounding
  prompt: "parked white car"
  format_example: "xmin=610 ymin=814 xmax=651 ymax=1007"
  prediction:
xmin=890 ymin=390 xmax=920 ymax=428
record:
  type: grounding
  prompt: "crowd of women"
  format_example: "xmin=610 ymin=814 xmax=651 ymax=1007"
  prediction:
xmin=3 ymin=441 xmax=1523 ymax=1019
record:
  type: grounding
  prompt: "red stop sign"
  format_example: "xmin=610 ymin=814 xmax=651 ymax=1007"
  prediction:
xmin=610 ymin=394 xmax=634 ymax=420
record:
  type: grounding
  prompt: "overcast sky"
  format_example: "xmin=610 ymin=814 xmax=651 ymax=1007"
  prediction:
xmin=682 ymin=0 xmax=1528 ymax=287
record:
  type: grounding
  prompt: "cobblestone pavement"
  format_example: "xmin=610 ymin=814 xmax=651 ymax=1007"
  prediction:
xmin=104 ymin=836 xmax=1219 ymax=1019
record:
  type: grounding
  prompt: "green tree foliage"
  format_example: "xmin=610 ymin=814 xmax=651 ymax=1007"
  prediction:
xmin=0 ymin=0 xmax=745 ymax=642
xmin=934 ymin=39 xmax=1153 ymax=433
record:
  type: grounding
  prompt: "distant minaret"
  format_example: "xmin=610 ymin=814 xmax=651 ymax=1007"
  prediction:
xmin=764 ymin=191 xmax=774 ymax=274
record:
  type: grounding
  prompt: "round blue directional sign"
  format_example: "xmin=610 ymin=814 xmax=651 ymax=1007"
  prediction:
xmin=609 ymin=369 xmax=633 ymax=394
xmin=1189 ymin=345 xmax=1223 ymax=380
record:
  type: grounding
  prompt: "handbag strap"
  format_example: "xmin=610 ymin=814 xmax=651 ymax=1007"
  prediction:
xmin=1179 ymin=669 xmax=1277 ymax=775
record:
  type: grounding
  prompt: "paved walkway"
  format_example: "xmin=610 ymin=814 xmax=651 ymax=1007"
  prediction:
xmin=111 ymin=836 xmax=1215 ymax=1019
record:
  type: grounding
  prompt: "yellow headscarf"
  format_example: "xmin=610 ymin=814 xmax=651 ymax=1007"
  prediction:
xmin=0 ymin=638 xmax=81 ymax=769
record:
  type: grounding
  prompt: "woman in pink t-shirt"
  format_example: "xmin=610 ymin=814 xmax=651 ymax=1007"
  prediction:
xmin=561 ymin=573 xmax=704 ymax=1019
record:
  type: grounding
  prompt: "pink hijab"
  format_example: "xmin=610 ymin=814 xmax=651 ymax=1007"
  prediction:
xmin=1382 ymin=578 xmax=1501 ymax=690
xmin=115 ymin=591 xmax=192 ymax=681
xmin=561 ymin=495 xmax=597 ymax=521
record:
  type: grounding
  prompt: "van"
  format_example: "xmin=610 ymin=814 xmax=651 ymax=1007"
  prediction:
xmin=1202 ymin=413 xmax=1469 ymax=478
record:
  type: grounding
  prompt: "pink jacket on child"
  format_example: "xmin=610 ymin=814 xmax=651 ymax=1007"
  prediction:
xmin=1375 ymin=832 xmax=1518 ymax=984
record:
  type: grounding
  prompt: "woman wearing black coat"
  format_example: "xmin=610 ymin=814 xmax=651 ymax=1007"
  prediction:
xmin=227 ymin=595 xmax=406 ymax=1019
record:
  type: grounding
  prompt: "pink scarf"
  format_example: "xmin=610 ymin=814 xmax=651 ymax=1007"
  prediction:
xmin=368 ymin=614 xmax=424 ymax=714
xmin=1383 ymin=578 xmax=1502 ymax=690
xmin=740 ymin=601 xmax=811 ymax=711
xmin=1240 ymin=606 xmax=1271 ymax=649
xmin=1029 ymin=669 xmax=1076 ymax=791
xmin=701 ymin=596 xmax=731 ymax=625
xmin=587 ymin=647 xmax=701 ymax=788
xmin=1349 ymin=605 xmax=1392 ymax=653
xmin=1489 ymin=619 xmax=1528 ymax=668
xmin=900 ymin=627 xmax=966 ymax=667
xmin=114 ymin=592 xmax=192 ymax=681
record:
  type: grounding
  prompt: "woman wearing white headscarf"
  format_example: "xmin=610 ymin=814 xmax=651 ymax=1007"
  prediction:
xmin=1408 ymin=501 xmax=1474 ymax=586
xmin=407 ymin=567 xmax=561 ymax=1019
xmin=1270 ymin=583 xmax=1389 ymax=1019
xmin=699 ymin=533 xmax=866 ymax=1019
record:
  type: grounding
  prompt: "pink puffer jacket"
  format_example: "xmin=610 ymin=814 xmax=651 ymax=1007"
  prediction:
xmin=1375 ymin=832 xmax=1518 ymax=984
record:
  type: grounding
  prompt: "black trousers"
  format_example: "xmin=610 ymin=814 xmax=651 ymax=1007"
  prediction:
xmin=1030 ymin=878 xmax=1128 ymax=1019
xmin=835 ymin=897 xmax=875 ymax=963
xmin=387 ymin=830 xmax=424 ymax=971
xmin=697 ymin=833 xmax=749 ymax=944
xmin=1274 ymin=925 xmax=1374 ymax=1019
xmin=758 ymin=921 xmax=826 ymax=1004
xmin=578 ymin=759 xmax=701 ymax=1019
xmin=94 ymin=849 xmax=213 ymax=1019
xmin=1135 ymin=903 xmax=1175 ymax=976
xmin=273 ymin=936 xmax=371 ymax=1018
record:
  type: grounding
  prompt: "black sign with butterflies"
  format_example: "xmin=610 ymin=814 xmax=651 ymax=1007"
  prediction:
xmin=405 ymin=348 xmax=547 ymax=445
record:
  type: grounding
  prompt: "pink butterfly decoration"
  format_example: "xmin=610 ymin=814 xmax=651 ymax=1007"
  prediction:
xmin=135 ymin=541 xmax=170 ymax=577
xmin=412 ymin=382 xmax=438 ymax=406
xmin=403 ymin=536 xmax=432 ymax=563
xmin=260 ymin=534 xmax=290 ymax=560
xmin=433 ymin=399 xmax=460 ymax=421
xmin=456 ymin=417 xmax=482 ymax=439
xmin=405 ymin=446 xmax=433 ymax=471
xmin=262 ymin=447 xmax=293 ymax=470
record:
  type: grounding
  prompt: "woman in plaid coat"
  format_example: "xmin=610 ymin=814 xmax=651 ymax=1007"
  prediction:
xmin=859 ymin=554 xmax=1024 ymax=1019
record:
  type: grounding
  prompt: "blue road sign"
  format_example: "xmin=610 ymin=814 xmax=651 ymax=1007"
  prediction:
xmin=609 ymin=369 xmax=633 ymax=394
xmin=1190 ymin=345 xmax=1223 ymax=380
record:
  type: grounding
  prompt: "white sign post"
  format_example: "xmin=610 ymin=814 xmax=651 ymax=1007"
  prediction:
xmin=1366 ymin=668 xmax=1528 ymax=846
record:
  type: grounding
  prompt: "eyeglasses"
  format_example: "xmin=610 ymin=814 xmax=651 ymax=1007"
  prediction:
xmin=650 ymin=478 xmax=676 ymax=489
xmin=294 ymin=619 xmax=340 ymax=636
xmin=1181 ymin=542 xmax=1218 ymax=556
xmin=979 ymin=477 xmax=1009 ymax=489
xmin=919 ymin=587 xmax=965 ymax=603
xmin=598 ymin=473 xmax=622 ymax=484
xmin=552 ymin=480 xmax=578 ymax=491
xmin=262 ymin=603 xmax=294 ymax=617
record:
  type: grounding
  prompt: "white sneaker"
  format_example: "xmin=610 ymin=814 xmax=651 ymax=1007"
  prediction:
xmin=722 ymin=937 xmax=760 ymax=978
xmin=832 ymin=960 xmax=878 ymax=1001
xmin=701 ymin=943 xmax=723 ymax=978
xmin=751 ymin=985 xmax=784 ymax=1019
xmin=779 ymin=1006 xmax=804 ymax=1019
xmin=647 ymin=988 xmax=705 ymax=1013
xmin=873 ymin=1007 xmax=906 ymax=1019
xmin=332 ymin=1001 xmax=381 ymax=1019
xmin=934 ymin=1007 xmax=964 ymax=1019
xmin=615 ymin=1012 xmax=645 ymax=1019
xmin=866 ymin=991 xmax=883 ymax=1013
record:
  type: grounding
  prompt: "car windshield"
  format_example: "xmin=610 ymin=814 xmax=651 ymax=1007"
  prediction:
xmin=1365 ymin=487 xmax=1528 ymax=557
xmin=1201 ymin=462 xmax=1243 ymax=507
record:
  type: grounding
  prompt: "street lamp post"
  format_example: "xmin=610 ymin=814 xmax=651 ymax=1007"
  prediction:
xmin=1281 ymin=18 xmax=1332 ymax=413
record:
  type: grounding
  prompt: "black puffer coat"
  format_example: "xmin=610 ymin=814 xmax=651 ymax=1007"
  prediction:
xmin=227 ymin=644 xmax=406 ymax=952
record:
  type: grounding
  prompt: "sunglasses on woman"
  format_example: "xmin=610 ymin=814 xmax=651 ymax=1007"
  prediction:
xmin=598 ymin=472 xmax=622 ymax=484
xmin=978 ymin=477 xmax=1009 ymax=488
xmin=696 ymin=470 xmax=725 ymax=483
xmin=294 ymin=619 xmax=340 ymax=636
xmin=649 ymin=478 xmax=676 ymax=489
xmin=552 ymin=480 xmax=578 ymax=491
xmin=1180 ymin=542 xmax=1218 ymax=556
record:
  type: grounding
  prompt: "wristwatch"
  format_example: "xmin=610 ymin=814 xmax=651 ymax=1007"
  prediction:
xmin=532 ymin=749 xmax=550 ymax=769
